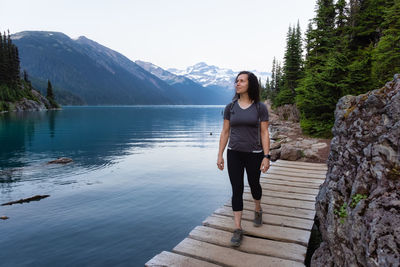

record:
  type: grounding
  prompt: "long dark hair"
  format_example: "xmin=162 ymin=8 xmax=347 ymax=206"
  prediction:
xmin=233 ymin=71 xmax=260 ymax=103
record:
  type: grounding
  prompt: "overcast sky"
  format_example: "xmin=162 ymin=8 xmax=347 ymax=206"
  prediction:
xmin=1 ymin=0 xmax=317 ymax=73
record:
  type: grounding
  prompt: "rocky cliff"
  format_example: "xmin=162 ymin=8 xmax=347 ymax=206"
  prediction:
xmin=312 ymin=75 xmax=400 ymax=266
xmin=3 ymin=89 xmax=59 ymax=112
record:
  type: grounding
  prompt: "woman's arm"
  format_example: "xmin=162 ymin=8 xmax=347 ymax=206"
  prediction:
xmin=260 ymin=121 xmax=270 ymax=173
xmin=217 ymin=120 xmax=230 ymax=170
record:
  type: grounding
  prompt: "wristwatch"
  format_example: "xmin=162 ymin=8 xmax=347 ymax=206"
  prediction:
xmin=264 ymin=154 xmax=271 ymax=159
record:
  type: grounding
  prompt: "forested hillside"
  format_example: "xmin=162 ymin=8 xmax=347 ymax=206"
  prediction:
xmin=264 ymin=0 xmax=400 ymax=137
xmin=0 ymin=31 xmax=59 ymax=111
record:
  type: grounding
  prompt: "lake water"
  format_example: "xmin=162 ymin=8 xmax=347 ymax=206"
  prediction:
xmin=0 ymin=106 xmax=231 ymax=267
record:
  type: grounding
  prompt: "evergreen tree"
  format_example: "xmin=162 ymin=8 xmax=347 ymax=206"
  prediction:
xmin=295 ymin=0 xmax=337 ymax=136
xmin=0 ymin=32 xmax=4 ymax=85
xmin=47 ymin=80 xmax=54 ymax=99
xmin=23 ymin=70 xmax=29 ymax=82
xmin=265 ymin=77 xmax=270 ymax=91
xmin=276 ymin=22 xmax=304 ymax=106
xmin=371 ymin=0 xmax=400 ymax=85
xmin=270 ymin=57 xmax=276 ymax=90
xmin=12 ymin=46 xmax=20 ymax=84
xmin=304 ymin=22 xmax=313 ymax=60
xmin=335 ymin=0 xmax=348 ymax=33
xmin=344 ymin=0 xmax=383 ymax=94
xmin=263 ymin=77 xmax=272 ymax=100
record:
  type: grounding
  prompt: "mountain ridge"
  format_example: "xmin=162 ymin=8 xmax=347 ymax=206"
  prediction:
xmin=135 ymin=60 xmax=231 ymax=104
xmin=12 ymin=31 xmax=225 ymax=105
xmin=12 ymin=31 xmax=265 ymax=105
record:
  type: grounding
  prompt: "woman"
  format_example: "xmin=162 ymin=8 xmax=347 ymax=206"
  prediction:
xmin=217 ymin=71 xmax=270 ymax=247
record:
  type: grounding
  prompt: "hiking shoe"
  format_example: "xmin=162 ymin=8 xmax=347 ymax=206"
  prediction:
xmin=230 ymin=228 xmax=243 ymax=247
xmin=253 ymin=209 xmax=263 ymax=227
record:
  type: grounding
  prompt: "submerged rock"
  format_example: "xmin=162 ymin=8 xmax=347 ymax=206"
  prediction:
xmin=312 ymin=75 xmax=400 ymax=266
xmin=47 ymin=157 xmax=73 ymax=164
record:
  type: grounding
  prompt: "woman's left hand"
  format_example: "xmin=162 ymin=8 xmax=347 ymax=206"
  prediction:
xmin=260 ymin=158 xmax=270 ymax=173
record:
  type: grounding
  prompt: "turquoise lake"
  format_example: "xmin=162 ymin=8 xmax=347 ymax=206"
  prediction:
xmin=0 ymin=106 xmax=231 ymax=266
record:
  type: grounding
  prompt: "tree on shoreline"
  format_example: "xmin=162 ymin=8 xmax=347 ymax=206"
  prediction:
xmin=0 ymin=30 xmax=59 ymax=111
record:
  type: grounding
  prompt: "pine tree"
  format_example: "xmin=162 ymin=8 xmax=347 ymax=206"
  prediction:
xmin=23 ymin=70 xmax=29 ymax=82
xmin=47 ymin=80 xmax=54 ymax=99
xmin=270 ymin=57 xmax=276 ymax=90
xmin=275 ymin=62 xmax=284 ymax=93
xmin=335 ymin=0 xmax=348 ymax=34
xmin=12 ymin=46 xmax=20 ymax=84
xmin=295 ymin=0 xmax=337 ymax=136
xmin=371 ymin=0 xmax=400 ymax=85
xmin=277 ymin=22 xmax=304 ymax=106
xmin=304 ymin=22 xmax=313 ymax=60
xmin=0 ymin=31 xmax=4 ymax=85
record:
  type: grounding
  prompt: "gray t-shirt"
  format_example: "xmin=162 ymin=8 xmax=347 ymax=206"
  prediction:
xmin=223 ymin=101 xmax=269 ymax=153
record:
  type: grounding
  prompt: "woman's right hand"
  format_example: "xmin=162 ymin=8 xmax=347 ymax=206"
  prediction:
xmin=217 ymin=156 xmax=224 ymax=170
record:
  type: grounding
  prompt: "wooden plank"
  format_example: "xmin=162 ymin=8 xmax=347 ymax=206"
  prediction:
xmin=266 ymin=169 xmax=326 ymax=179
xmin=260 ymin=178 xmax=321 ymax=189
xmin=275 ymin=160 xmax=328 ymax=169
xmin=243 ymin=193 xmax=315 ymax=210
xmin=145 ymin=251 xmax=221 ymax=267
xmin=269 ymin=165 xmax=327 ymax=175
xmin=271 ymin=162 xmax=328 ymax=171
xmin=203 ymin=214 xmax=311 ymax=246
xmin=245 ymin=186 xmax=316 ymax=201
xmin=261 ymin=174 xmax=325 ymax=184
xmin=213 ymin=206 xmax=314 ymax=231
xmin=189 ymin=226 xmax=307 ymax=262
xmin=260 ymin=183 xmax=319 ymax=195
xmin=225 ymin=200 xmax=316 ymax=220
xmin=173 ymin=238 xmax=305 ymax=267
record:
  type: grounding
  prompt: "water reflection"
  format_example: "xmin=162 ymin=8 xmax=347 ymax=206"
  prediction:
xmin=0 ymin=106 xmax=231 ymax=267
xmin=0 ymin=106 xmax=224 ymax=186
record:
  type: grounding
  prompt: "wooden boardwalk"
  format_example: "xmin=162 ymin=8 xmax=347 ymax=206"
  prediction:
xmin=146 ymin=159 xmax=327 ymax=267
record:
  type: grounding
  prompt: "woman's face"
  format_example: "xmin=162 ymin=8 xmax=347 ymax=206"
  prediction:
xmin=235 ymin=74 xmax=249 ymax=95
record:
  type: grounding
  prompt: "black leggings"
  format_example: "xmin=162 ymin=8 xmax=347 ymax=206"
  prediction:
xmin=227 ymin=149 xmax=264 ymax=211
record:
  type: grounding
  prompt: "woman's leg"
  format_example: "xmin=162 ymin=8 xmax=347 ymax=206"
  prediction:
xmin=244 ymin=152 xmax=264 ymax=211
xmin=233 ymin=211 xmax=242 ymax=229
xmin=227 ymin=149 xmax=245 ymax=229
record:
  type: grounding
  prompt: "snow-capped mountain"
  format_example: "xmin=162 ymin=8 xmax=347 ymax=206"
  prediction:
xmin=136 ymin=60 xmax=186 ymax=85
xmin=135 ymin=60 xmax=231 ymax=104
xmin=168 ymin=62 xmax=271 ymax=91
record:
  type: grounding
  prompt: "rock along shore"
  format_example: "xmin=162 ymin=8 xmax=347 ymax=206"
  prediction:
xmin=3 ymin=89 xmax=60 ymax=112
xmin=266 ymin=101 xmax=330 ymax=163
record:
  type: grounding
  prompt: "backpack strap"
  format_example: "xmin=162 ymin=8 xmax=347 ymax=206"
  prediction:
xmin=229 ymin=99 xmax=238 ymax=115
xmin=256 ymin=102 xmax=261 ymax=146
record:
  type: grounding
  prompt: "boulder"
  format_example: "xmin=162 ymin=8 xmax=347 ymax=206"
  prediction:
xmin=270 ymin=141 xmax=282 ymax=150
xmin=280 ymin=144 xmax=302 ymax=161
xmin=270 ymin=149 xmax=281 ymax=161
xmin=312 ymin=75 xmax=400 ymax=266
